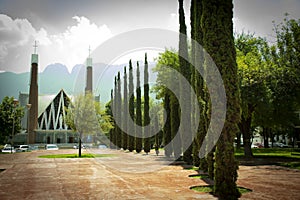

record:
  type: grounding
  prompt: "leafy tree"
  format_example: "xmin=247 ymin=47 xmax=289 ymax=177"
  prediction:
xmin=66 ymin=93 xmax=99 ymax=157
xmin=122 ymin=67 xmax=128 ymax=150
xmin=153 ymin=49 xmax=181 ymax=157
xmin=0 ymin=96 xmax=24 ymax=144
xmin=202 ymin=0 xmax=241 ymax=198
xmin=135 ymin=62 xmax=143 ymax=153
xmin=235 ymin=33 xmax=270 ymax=157
xmin=271 ymin=16 xmax=300 ymax=127
xmin=143 ymin=53 xmax=151 ymax=154
xmin=128 ymin=60 xmax=135 ymax=152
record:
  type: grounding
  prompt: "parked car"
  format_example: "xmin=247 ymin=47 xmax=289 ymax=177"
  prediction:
xmin=273 ymin=143 xmax=289 ymax=148
xmin=45 ymin=144 xmax=59 ymax=150
xmin=73 ymin=144 xmax=86 ymax=149
xmin=98 ymin=144 xmax=107 ymax=149
xmin=1 ymin=147 xmax=16 ymax=153
xmin=251 ymin=143 xmax=263 ymax=148
xmin=15 ymin=145 xmax=29 ymax=152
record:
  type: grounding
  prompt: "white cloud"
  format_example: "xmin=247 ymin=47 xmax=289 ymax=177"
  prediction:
xmin=0 ymin=14 xmax=112 ymax=73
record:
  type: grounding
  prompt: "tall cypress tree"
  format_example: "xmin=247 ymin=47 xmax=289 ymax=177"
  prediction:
xmin=202 ymin=0 xmax=240 ymax=198
xmin=113 ymin=77 xmax=118 ymax=148
xmin=178 ymin=0 xmax=193 ymax=164
xmin=116 ymin=72 xmax=122 ymax=149
xmin=170 ymin=92 xmax=181 ymax=159
xmin=163 ymin=91 xmax=172 ymax=157
xmin=192 ymin=0 xmax=209 ymax=173
xmin=122 ymin=67 xmax=128 ymax=150
xmin=128 ymin=60 xmax=135 ymax=152
xmin=135 ymin=62 xmax=143 ymax=153
xmin=143 ymin=53 xmax=151 ymax=154
xmin=110 ymin=89 xmax=115 ymax=148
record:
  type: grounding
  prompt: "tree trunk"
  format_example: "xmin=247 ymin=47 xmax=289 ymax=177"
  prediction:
xmin=236 ymin=132 xmax=241 ymax=149
xmin=79 ymin=135 xmax=82 ymax=157
xmin=240 ymin=114 xmax=253 ymax=158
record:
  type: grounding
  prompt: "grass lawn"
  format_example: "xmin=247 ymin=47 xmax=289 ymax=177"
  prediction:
xmin=235 ymin=148 xmax=300 ymax=158
xmin=39 ymin=153 xmax=116 ymax=158
xmin=189 ymin=174 xmax=209 ymax=179
xmin=235 ymin=148 xmax=300 ymax=170
xmin=191 ymin=185 xmax=252 ymax=194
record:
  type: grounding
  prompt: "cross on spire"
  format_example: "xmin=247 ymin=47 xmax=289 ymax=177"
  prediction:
xmin=88 ymin=45 xmax=91 ymax=58
xmin=33 ymin=40 xmax=38 ymax=54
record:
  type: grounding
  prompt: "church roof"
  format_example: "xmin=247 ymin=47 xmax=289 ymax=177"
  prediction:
xmin=37 ymin=89 xmax=71 ymax=130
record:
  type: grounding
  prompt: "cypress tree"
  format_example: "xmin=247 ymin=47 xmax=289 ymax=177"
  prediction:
xmin=192 ymin=0 xmax=209 ymax=173
xmin=170 ymin=92 xmax=181 ymax=159
xmin=202 ymin=0 xmax=240 ymax=198
xmin=163 ymin=91 xmax=172 ymax=157
xmin=143 ymin=53 xmax=151 ymax=154
xmin=128 ymin=60 xmax=135 ymax=152
xmin=113 ymin=77 xmax=118 ymax=148
xmin=122 ymin=67 xmax=128 ymax=150
xmin=178 ymin=0 xmax=193 ymax=164
xmin=116 ymin=72 xmax=122 ymax=149
xmin=110 ymin=89 xmax=115 ymax=148
xmin=135 ymin=62 xmax=143 ymax=153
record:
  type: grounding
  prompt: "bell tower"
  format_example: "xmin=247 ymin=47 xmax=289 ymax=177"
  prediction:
xmin=85 ymin=46 xmax=93 ymax=95
xmin=28 ymin=41 xmax=39 ymax=144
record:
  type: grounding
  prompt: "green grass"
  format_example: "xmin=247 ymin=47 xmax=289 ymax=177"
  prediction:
xmin=278 ymin=162 xmax=300 ymax=170
xmin=189 ymin=174 xmax=209 ymax=179
xmin=191 ymin=185 xmax=252 ymax=194
xmin=235 ymin=148 xmax=300 ymax=159
xmin=184 ymin=166 xmax=199 ymax=171
xmin=39 ymin=153 xmax=116 ymax=158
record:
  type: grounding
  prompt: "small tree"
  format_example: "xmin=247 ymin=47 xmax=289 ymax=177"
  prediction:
xmin=0 ymin=96 xmax=24 ymax=144
xmin=66 ymin=93 xmax=99 ymax=157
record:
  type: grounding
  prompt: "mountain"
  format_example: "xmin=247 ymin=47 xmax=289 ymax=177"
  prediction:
xmin=0 ymin=62 xmax=157 ymax=104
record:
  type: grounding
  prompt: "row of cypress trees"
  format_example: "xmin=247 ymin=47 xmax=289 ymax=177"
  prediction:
xmin=178 ymin=0 xmax=240 ymax=199
xmin=158 ymin=0 xmax=240 ymax=199
xmin=110 ymin=54 xmax=151 ymax=154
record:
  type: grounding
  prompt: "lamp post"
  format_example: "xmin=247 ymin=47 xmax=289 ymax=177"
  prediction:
xmin=26 ymin=104 xmax=32 ymax=145
xmin=11 ymin=99 xmax=19 ymax=154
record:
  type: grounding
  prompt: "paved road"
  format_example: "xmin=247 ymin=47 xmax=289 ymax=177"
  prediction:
xmin=0 ymin=149 xmax=214 ymax=200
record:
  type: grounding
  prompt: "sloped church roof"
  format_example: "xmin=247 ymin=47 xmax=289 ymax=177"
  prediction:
xmin=38 ymin=89 xmax=71 ymax=130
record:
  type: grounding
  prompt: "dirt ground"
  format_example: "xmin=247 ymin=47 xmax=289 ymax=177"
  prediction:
xmin=0 ymin=149 xmax=299 ymax=200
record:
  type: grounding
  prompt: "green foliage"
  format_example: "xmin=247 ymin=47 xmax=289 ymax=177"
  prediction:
xmin=135 ymin=62 xmax=143 ymax=153
xmin=236 ymin=33 xmax=271 ymax=157
xmin=143 ymin=53 xmax=151 ymax=154
xmin=128 ymin=60 xmax=135 ymax=152
xmin=191 ymin=186 xmax=251 ymax=195
xmin=0 ymin=96 xmax=24 ymax=144
xmin=153 ymin=49 xmax=180 ymax=157
xmin=179 ymin=0 xmax=192 ymax=165
xmin=116 ymin=72 xmax=122 ymax=149
xmin=201 ymin=0 xmax=240 ymax=199
xmin=122 ymin=67 xmax=128 ymax=150
xmin=65 ymin=93 xmax=99 ymax=156
xmin=163 ymin=92 xmax=172 ymax=157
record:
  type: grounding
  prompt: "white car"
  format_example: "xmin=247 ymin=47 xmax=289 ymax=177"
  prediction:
xmin=45 ymin=144 xmax=59 ymax=150
xmin=1 ymin=147 xmax=16 ymax=153
xmin=15 ymin=145 xmax=29 ymax=152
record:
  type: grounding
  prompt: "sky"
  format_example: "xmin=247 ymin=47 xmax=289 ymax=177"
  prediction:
xmin=0 ymin=0 xmax=299 ymax=73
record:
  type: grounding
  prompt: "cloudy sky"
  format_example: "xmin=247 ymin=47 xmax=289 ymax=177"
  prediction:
xmin=0 ymin=0 xmax=299 ymax=73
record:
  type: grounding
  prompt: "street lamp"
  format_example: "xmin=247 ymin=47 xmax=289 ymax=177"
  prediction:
xmin=26 ymin=104 xmax=31 ymax=145
xmin=11 ymin=99 xmax=19 ymax=154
